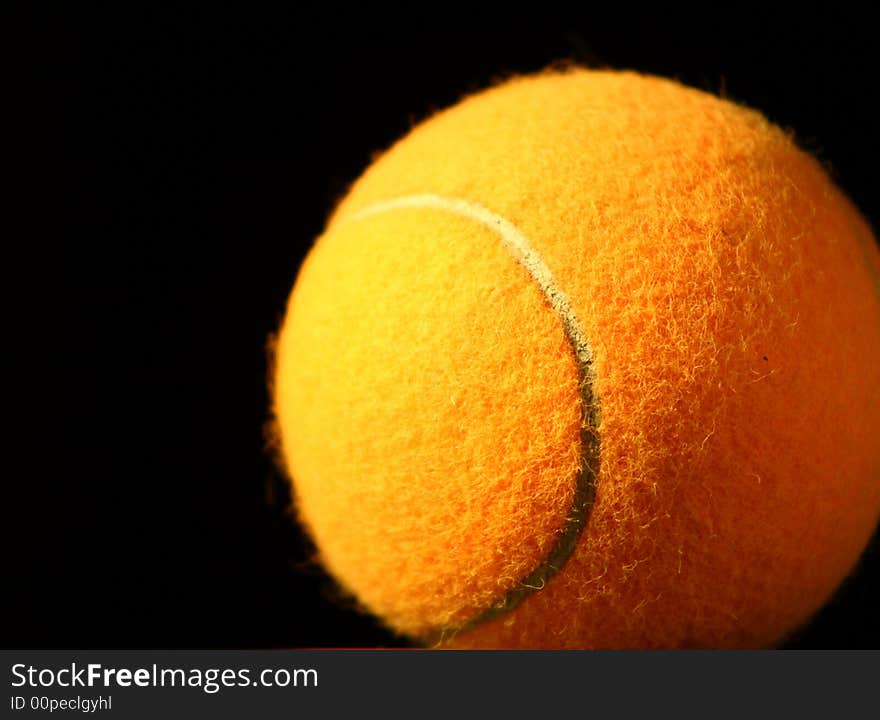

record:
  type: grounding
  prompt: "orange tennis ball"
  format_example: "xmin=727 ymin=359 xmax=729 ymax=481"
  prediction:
xmin=271 ymin=69 xmax=880 ymax=648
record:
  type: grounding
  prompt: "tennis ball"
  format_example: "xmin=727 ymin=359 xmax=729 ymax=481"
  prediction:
xmin=271 ymin=69 xmax=880 ymax=648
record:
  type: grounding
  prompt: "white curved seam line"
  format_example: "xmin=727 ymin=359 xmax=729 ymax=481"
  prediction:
xmin=340 ymin=192 xmax=600 ymax=639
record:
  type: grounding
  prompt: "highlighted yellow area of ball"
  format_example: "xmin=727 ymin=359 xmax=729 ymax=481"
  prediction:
xmin=272 ymin=68 xmax=880 ymax=648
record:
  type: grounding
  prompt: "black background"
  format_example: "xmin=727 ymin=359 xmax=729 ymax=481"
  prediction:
xmin=36 ymin=3 xmax=879 ymax=649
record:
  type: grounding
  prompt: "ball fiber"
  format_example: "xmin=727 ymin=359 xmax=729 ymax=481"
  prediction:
xmin=272 ymin=68 xmax=880 ymax=648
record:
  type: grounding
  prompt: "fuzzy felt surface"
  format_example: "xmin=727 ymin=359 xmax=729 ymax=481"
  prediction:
xmin=273 ymin=69 xmax=880 ymax=648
